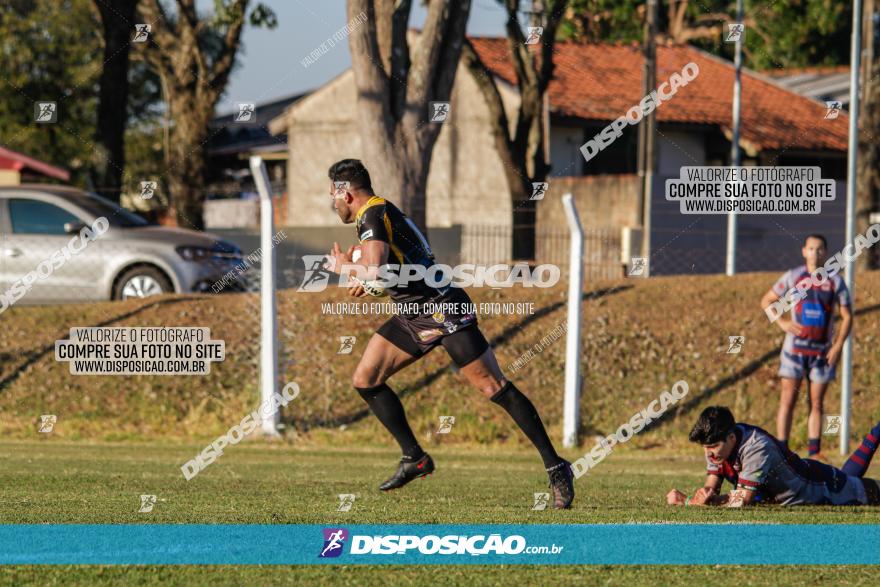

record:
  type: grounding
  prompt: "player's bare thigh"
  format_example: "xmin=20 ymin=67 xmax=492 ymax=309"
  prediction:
xmin=352 ymin=332 xmax=420 ymax=388
xmin=780 ymin=377 xmax=801 ymax=403
xmin=458 ymin=347 xmax=507 ymax=398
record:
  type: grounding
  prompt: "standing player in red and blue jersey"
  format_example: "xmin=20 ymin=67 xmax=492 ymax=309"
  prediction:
xmin=759 ymin=235 xmax=852 ymax=460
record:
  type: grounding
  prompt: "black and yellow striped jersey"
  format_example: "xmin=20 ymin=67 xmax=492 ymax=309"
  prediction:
xmin=355 ymin=196 xmax=470 ymax=306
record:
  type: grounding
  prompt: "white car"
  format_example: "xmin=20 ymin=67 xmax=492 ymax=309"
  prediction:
xmin=0 ymin=185 xmax=245 ymax=303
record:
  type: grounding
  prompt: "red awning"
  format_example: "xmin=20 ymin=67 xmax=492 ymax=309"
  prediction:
xmin=0 ymin=145 xmax=70 ymax=181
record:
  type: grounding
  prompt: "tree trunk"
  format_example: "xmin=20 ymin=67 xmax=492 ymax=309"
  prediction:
xmin=857 ymin=0 xmax=880 ymax=271
xmin=92 ymin=0 xmax=139 ymax=203
xmin=360 ymin=123 xmax=434 ymax=232
xmin=166 ymin=95 xmax=212 ymax=230
xmin=347 ymin=0 xmax=470 ymax=235
xmin=511 ymin=180 xmax=537 ymax=261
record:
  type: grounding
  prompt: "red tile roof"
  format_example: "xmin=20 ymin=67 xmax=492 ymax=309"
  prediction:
xmin=469 ymin=38 xmax=849 ymax=152
xmin=0 ymin=145 xmax=70 ymax=181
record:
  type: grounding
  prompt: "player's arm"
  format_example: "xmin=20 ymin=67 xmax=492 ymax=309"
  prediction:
xmin=325 ymin=203 xmax=391 ymax=280
xmin=760 ymin=287 xmax=802 ymax=336
xmin=667 ymin=475 xmax=723 ymax=506
xmin=689 ymin=475 xmax=728 ymax=506
xmin=357 ymin=239 xmax=390 ymax=278
xmin=689 ymin=474 xmax=724 ymax=505
xmin=826 ymin=303 xmax=852 ymax=368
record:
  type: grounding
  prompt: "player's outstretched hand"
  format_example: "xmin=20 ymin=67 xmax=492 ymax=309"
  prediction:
xmin=323 ymin=242 xmax=351 ymax=275
xmin=666 ymin=488 xmax=687 ymax=506
xmin=779 ymin=317 xmax=804 ymax=337
xmin=348 ymin=282 xmax=368 ymax=298
xmin=689 ymin=486 xmax=716 ymax=506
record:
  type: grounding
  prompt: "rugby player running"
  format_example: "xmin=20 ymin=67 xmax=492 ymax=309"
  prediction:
xmin=667 ymin=406 xmax=880 ymax=507
xmin=322 ymin=159 xmax=574 ymax=509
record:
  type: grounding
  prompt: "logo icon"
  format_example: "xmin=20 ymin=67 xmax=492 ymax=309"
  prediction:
xmin=727 ymin=335 xmax=745 ymax=354
xmin=725 ymin=23 xmax=744 ymax=43
xmin=824 ymin=101 xmax=842 ymax=120
xmin=35 ymin=102 xmax=57 ymax=123
xmin=138 ymin=494 xmax=157 ymax=513
xmin=532 ymin=492 xmax=550 ymax=510
xmin=333 ymin=181 xmax=350 ymax=197
xmin=140 ymin=181 xmax=157 ymax=200
xmin=235 ymin=103 xmax=256 ymax=123
xmin=337 ymin=336 xmax=356 ymax=355
xmin=729 ymin=490 xmax=746 ymax=507
xmin=530 ymin=182 xmax=548 ymax=201
xmin=299 ymin=255 xmax=331 ymax=292
xmin=337 ymin=494 xmax=356 ymax=512
xmin=823 ymin=415 xmax=842 ymax=435
xmin=38 ymin=414 xmax=57 ymax=433
xmin=628 ymin=257 xmax=647 ymax=276
xmin=437 ymin=415 xmax=456 ymax=434
xmin=429 ymin=101 xmax=450 ymax=123
xmin=132 ymin=24 xmax=151 ymax=43
xmin=525 ymin=27 xmax=543 ymax=45
xmin=319 ymin=528 xmax=349 ymax=558
xmin=417 ymin=328 xmax=443 ymax=342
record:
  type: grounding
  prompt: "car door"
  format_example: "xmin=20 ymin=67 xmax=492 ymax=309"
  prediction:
xmin=2 ymin=195 xmax=105 ymax=304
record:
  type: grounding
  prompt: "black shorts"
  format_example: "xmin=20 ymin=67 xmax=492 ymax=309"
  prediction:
xmin=376 ymin=312 xmax=490 ymax=368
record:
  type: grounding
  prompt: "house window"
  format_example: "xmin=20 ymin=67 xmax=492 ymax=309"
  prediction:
xmin=581 ymin=126 xmax=638 ymax=175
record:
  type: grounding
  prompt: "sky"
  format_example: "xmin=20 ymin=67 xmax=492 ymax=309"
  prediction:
xmin=215 ymin=0 xmax=510 ymax=116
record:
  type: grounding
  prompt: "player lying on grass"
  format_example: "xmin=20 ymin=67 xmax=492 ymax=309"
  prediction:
xmin=322 ymin=159 xmax=574 ymax=508
xmin=667 ymin=406 xmax=880 ymax=507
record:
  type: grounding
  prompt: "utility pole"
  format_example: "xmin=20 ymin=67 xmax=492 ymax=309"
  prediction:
xmin=726 ymin=0 xmax=744 ymax=276
xmin=637 ymin=0 xmax=657 ymax=275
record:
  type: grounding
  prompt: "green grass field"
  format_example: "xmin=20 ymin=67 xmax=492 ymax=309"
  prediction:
xmin=2 ymin=440 xmax=879 ymax=584
xmin=3 ymin=274 xmax=880 ymax=583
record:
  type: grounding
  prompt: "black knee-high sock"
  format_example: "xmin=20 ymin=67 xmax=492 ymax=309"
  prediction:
xmin=356 ymin=383 xmax=424 ymax=460
xmin=490 ymin=380 xmax=563 ymax=469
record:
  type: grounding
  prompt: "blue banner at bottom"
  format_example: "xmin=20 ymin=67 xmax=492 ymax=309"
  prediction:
xmin=1 ymin=524 xmax=877 ymax=565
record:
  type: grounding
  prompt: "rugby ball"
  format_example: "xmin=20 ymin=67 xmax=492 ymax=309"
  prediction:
xmin=349 ymin=245 xmax=387 ymax=296
xmin=355 ymin=277 xmax=388 ymax=297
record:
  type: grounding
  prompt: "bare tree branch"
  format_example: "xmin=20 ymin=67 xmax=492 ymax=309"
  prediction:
xmin=461 ymin=39 xmax=514 ymax=165
xmin=502 ymin=0 xmax=535 ymax=95
xmin=431 ymin=0 xmax=470 ymax=102
xmin=538 ymin=0 xmax=568 ymax=93
xmin=405 ymin=0 xmax=469 ymax=112
xmin=207 ymin=0 xmax=248 ymax=93
xmin=137 ymin=0 xmax=177 ymax=74
xmin=375 ymin=0 xmax=412 ymax=121
xmin=347 ymin=0 xmax=394 ymax=144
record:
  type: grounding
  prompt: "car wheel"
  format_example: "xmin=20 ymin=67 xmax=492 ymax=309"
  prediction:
xmin=114 ymin=266 xmax=173 ymax=300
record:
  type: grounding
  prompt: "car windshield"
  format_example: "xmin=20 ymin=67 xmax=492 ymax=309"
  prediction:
xmin=74 ymin=192 xmax=153 ymax=227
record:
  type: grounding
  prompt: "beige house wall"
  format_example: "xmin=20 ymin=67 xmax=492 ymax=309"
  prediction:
xmin=271 ymin=66 xmax=639 ymax=268
xmin=272 ymin=65 xmax=519 ymax=233
xmin=537 ymin=175 xmax=641 ymax=231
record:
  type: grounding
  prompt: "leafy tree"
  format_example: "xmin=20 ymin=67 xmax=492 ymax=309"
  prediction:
xmin=0 ymin=0 xmax=101 ymax=184
xmin=560 ymin=0 xmax=850 ymax=71
xmin=135 ymin=0 xmax=276 ymax=230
